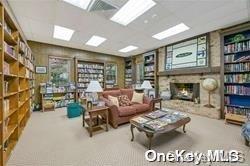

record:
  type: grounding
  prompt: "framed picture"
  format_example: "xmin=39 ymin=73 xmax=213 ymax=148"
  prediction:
xmin=36 ymin=66 xmax=47 ymax=74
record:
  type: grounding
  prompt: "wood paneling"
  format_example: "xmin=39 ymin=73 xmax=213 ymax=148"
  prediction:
xmin=28 ymin=41 xmax=125 ymax=104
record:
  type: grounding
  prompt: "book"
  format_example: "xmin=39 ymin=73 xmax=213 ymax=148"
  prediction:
xmin=131 ymin=116 xmax=149 ymax=124
xmin=144 ymin=119 xmax=168 ymax=131
xmin=145 ymin=110 xmax=167 ymax=119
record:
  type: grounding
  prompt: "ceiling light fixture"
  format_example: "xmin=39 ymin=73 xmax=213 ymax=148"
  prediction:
xmin=110 ymin=0 xmax=156 ymax=26
xmin=86 ymin=35 xmax=107 ymax=47
xmin=62 ymin=0 xmax=91 ymax=10
xmin=53 ymin=25 xmax=75 ymax=41
xmin=152 ymin=23 xmax=190 ymax=40
xmin=119 ymin=45 xmax=138 ymax=53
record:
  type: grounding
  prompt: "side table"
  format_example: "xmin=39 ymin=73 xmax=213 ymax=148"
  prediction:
xmin=83 ymin=106 xmax=109 ymax=137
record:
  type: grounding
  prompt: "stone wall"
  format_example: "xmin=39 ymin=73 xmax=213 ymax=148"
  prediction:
xmin=158 ymin=31 xmax=222 ymax=119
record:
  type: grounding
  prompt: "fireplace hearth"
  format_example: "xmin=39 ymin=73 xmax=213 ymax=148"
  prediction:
xmin=170 ymin=83 xmax=200 ymax=102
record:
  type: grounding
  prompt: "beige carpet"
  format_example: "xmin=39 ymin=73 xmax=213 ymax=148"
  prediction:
xmin=8 ymin=108 xmax=250 ymax=166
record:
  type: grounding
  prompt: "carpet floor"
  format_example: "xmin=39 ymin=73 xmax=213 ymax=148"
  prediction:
xmin=8 ymin=108 xmax=250 ymax=166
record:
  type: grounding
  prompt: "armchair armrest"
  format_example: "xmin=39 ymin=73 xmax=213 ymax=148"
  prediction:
xmin=99 ymin=96 xmax=119 ymax=127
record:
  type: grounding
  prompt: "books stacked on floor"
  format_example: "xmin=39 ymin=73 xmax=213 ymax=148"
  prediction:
xmin=131 ymin=110 xmax=188 ymax=131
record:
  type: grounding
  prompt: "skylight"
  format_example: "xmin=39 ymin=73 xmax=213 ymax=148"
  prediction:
xmin=86 ymin=35 xmax=107 ymax=47
xmin=53 ymin=25 xmax=75 ymax=41
xmin=119 ymin=45 xmax=138 ymax=53
xmin=152 ymin=23 xmax=190 ymax=40
xmin=110 ymin=0 xmax=156 ymax=26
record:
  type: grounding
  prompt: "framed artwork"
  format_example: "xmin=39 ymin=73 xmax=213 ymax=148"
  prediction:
xmin=35 ymin=66 xmax=47 ymax=74
xmin=165 ymin=34 xmax=209 ymax=70
xmin=49 ymin=56 xmax=70 ymax=85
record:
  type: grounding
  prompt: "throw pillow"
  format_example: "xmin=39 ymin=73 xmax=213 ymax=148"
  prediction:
xmin=108 ymin=95 xmax=119 ymax=107
xmin=118 ymin=95 xmax=131 ymax=107
xmin=131 ymin=92 xmax=144 ymax=104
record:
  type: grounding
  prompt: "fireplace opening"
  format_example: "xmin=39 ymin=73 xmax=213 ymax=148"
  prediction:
xmin=170 ymin=83 xmax=200 ymax=102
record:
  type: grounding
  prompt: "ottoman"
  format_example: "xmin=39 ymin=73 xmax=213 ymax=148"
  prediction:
xmin=67 ymin=103 xmax=84 ymax=118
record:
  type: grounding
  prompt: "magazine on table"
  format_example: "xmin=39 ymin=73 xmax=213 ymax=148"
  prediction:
xmin=131 ymin=116 xmax=150 ymax=124
xmin=145 ymin=110 xmax=167 ymax=119
xmin=144 ymin=119 xmax=168 ymax=131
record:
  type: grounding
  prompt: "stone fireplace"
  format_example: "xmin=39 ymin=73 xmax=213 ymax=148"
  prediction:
xmin=170 ymin=83 xmax=200 ymax=102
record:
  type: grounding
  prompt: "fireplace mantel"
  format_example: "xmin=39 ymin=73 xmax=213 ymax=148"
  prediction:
xmin=157 ymin=66 xmax=220 ymax=76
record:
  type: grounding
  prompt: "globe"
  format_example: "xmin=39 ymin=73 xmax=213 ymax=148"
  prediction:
xmin=202 ymin=78 xmax=218 ymax=108
xmin=202 ymin=78 xmax=218 ymax=91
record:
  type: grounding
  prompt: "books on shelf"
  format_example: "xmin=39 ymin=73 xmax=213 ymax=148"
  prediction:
xmin=224 ymin=73 xmax=250 ymax=83
xmin=3 ymin=99 xmax=10 ymax=117
xmin=225 ymin=55 xmax=250 ymax=63
xmin=4 ymin=21 xmax=12 ymax=34
xmin=225 ymin=106 xmax=250 ymax=116
xmin=3 ymin=61 xmax=10 ymax=74
xmin=225 ymin=85 xmax=250 ymax=95
xmin=4 ymin=41 xmax=17 ymax=58
xmin=225 ymin=63 xmax=250 ymax=72
xmin=224 ymin=40 xmax=250 ymax=53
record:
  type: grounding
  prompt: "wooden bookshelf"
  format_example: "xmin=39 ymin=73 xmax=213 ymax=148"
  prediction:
xmin=124 ymin=57 xmax=133 ymax=88
xmin=75 ymin=59 xmax=104 ymax=100
xmin=222 ymin=29 xmax=250 ymax=125
xmin=0 ymin=2 xmax=35 ymax=165
xmin=143 ymin=50 xmax=159 ymax=97
xmin=40 ymin=83 xmax=76 ymax=111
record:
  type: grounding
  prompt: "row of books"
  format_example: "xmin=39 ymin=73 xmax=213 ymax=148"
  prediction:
xmin=78 ymin=78 xmax=103 ymax=82
xmin=4 ymin=21 xmax=12 ymax=35
xmin=4 ymin=81 xmax=8 ymax=94
xmin=224 ymin=73 xmax=250 ymax=83
xmin=224 ymin=85 xmax=250 ymax=95
xmin=78 ymin=68 xmax=103 ymax=74
xmin=78 ymin=63 xmax=104 ymax=69
xmin=54 ymin=100 xmax=74 ymax=108
xmin=3 ymin=61 xmax=10 ymax=75
xmin=3 ymin=99 xmax=10 ymax=117
xmin=224 ymin=40 xmax=250 ymax=53
xmin=78 ymin=73 xmax=103 ymax=78
xmin=225 ymin=106 xmax=250 ymax=116
xmin=225 ymin=63 xmax=250 ymax=72
xmin=224 ymin=55 xmax=250 ymax=63
xmin=78 ymin=82 xmax=104 ymax=89
xmin=125 ymin=69 xmax=132 ymax=74
xmin=40 ymin=82 xmax=76 ymax=94
xmin=4 ymin=41 xmax=17 ymax=58
xmin=144 ymin=65 xmax=154 ymax=72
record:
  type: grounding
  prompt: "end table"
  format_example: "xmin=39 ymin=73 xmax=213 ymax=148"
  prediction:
xmin=83 ymin=106 xmax=109 ymax=137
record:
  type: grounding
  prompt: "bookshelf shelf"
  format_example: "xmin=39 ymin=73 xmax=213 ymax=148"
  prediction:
xmin=75 ymin=59 xmax=104 ymax=100
xmin=223 ymin=29 xmax=250 ymax=125
xmin=0 ymin=2 xmax=35 ymax=165
xmin=125 ymin=57 xmax=133 ymax=88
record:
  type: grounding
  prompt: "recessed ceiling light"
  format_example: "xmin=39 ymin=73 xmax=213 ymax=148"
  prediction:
xmin=152 ymin=23 xmax=190 ymax=40
xmin=62 ymin=0 xmax=91 ymax=10
xmin=119 ymin=45 xmax=138 ymax=53
xmin=53 ymin=25 xmax=75 ymax=41
xmin=86 ymin=35 xmax=107 ymax=47
xmin=110 ymin=0 xmax=156 ymax=26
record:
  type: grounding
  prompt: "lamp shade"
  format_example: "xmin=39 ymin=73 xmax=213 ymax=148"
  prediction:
xmin=141 ymin=80 xmax=152 ymax=89
xmin=86 ymin=81 xmax=103 ymax=92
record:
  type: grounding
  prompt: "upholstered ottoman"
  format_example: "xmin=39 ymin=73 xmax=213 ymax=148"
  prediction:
xmin=67 ymin=103 xmax=84 ymax=118
xmin=242 ymin=122 xmax=250 ymax=146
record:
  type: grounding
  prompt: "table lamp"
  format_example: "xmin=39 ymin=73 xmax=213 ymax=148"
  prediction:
xmin=86 ymin=81 xmax=103 ymax=103
xmin=141 ymin=80 xmax=152 ymax=96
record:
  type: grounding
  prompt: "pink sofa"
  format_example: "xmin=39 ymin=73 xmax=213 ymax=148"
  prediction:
xmin=100 ymin=89 xmax=153 ymax=128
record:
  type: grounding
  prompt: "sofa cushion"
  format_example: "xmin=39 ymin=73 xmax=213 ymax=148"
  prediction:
xmin=132 ymin=103 xmax=150 ymax=114
xmin=131 ymin=92 xmax=144 ymax=104
xmin=118 ymin=106 xmax=136 ymax=117
xmin=102 ymin=90 xmax=121 ymax=99
xmin=118 ymin=95 xmax=131 ymax=106
xmin=108 ymin=95 xmax=119 ymax=107
xmin=120 ymin=89 xmax=133 ymax=100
